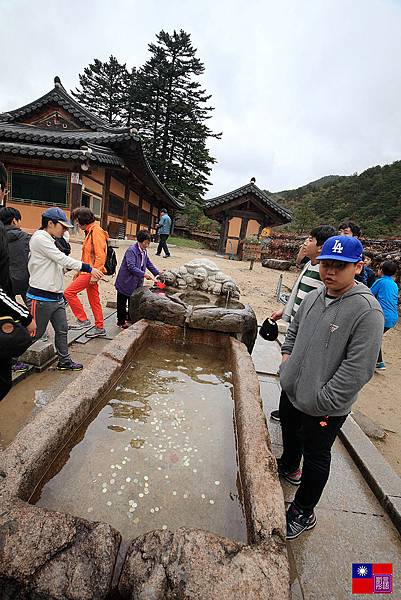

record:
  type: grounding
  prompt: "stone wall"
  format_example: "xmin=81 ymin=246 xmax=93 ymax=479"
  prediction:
xmin=173 ymin=226 xmax=220 ymax=250
xmin=262 ymin=233 xmax=401 ymax=287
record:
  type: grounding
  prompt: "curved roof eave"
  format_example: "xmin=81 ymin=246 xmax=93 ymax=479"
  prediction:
xmin=204 ymin=182 xmax=291 ymax=222
xmin=0 ymin=78 xmax=127 ymax=132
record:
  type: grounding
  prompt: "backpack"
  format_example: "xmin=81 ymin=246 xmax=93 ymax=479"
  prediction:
xmin=104 ymin=243 xmax=117 ymax=276
xmin=54 ymin=236 xmax=71 ymax=256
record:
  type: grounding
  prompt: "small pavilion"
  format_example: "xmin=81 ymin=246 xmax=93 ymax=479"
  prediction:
xmin=204 ymin=178 xmax=291 ymax=256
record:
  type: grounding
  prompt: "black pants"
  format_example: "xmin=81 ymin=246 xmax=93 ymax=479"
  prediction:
xmin=0 ymin=357 xmax=12 ymax=401
xmin=279 ymin=390 xmax=347 ymax=513
xmin=117 ymin=291 xmax=130 ymax=325
xmin=378 ymin=327 xmax=390 ymax=363
xmin=156 ymin=234 xmax=170 ymax=257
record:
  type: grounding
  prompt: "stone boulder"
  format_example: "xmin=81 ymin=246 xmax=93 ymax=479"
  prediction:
xmin=129 ymin=289 xmax=258 ymax=353
xmin=262 ymin=258 xmax=293 ymax=271
xmin=187 ymin=304 xmax=257 ymax=353
xmin=0 ymin=496 xmax=121 ymax=600
xmin=129 ymin=288 xmax=187 ymax=327
xmin=118 ymin=528 xmax=289 ymax=600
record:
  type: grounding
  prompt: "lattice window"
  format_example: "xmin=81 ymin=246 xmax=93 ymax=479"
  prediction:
xmin=10 ymin=169 xmax=69 ymax=206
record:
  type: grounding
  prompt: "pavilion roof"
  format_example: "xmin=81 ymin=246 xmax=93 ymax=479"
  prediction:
xmin=204 ymin=181 xmax=291 ymax=223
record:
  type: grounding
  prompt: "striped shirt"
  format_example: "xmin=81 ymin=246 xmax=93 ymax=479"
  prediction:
xmin=291 ymin=262 xmax=323 ymax=318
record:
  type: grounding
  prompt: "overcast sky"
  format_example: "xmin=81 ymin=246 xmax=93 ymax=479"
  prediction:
xmin=2 ymin=0 xmax=401 ymax=197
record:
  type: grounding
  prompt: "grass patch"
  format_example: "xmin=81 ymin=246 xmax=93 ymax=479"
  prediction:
xmin=168 ymin=236 xmax=206 ymax=249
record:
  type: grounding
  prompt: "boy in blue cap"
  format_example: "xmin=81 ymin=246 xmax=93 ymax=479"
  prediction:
xmin=278 ymin=236 xmax=384 ymax=539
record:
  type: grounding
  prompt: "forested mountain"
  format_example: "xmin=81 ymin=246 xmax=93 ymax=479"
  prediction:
xmin=271 ymin=162 xmax=401 ymax=237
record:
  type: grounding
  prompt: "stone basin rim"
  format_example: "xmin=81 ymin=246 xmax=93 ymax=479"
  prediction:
xmin=0 ymin=321 xmax=289 ymax=599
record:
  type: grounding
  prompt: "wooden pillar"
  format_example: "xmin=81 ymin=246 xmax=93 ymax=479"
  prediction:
xmin=239 ymin=217 xmax=249 ymax=242
xmin=123 ymin=176 xmax=130 ymax=235
xmin=101 ymin=171 xmax=111 ymax=231
xmin=70 ymin=171 xmax=82 ymax=210
xmin=219 ymin=215 xmax=229 ymax=254
xmin=136 ymin=195 xmax=143 ymax=236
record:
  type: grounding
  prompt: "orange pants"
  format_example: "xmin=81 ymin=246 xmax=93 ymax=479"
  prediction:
xmin=64 ymin=273 xmax=104 ymax=329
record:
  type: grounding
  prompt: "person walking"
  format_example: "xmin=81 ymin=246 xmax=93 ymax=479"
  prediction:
xmin=370 ymin=260 xmax=399 ymax=371
xmin=115 ymin=230 xmax=159 ymax=328
xmin=155 ymin=208 xmax=172 ymax=258
xmin=270 ymin=225 xmax=336 ymax=421
xmin=27 ymin=207 xmax=103 ymax=371
xmin=278 ymin=236 xmax=383 ymax=539
xmin=64 ymin=207 xmax=108 ymax=338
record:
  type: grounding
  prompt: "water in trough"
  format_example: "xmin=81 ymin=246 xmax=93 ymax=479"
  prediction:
xmin=34 ymin=343 xmax=246 ymax=545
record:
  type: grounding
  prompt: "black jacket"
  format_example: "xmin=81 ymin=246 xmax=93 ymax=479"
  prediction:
xmin=5 ymin=225 xmax=30 ymax=295
xmin=0 ymin=222 xmax=13 ymax=297
xmin=0 ymin=287 xmax=32 ymax=326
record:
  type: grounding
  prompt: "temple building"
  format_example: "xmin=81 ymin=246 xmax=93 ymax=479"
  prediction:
xmin=0 ymin=76 xmax=182 ymax=236
xmin=204 ymin=178 xmax=291 ymax=256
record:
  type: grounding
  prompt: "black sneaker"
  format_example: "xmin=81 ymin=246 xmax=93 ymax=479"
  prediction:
xmin=57 ymin=361 xmax=83 ymax=371
xmin=286 ymin=503 xmax=317 ymax=540
xmin=271 ymin=409 xmax=280 ymax=421
xmin=277 ymin=458 xmax=302 ymax=485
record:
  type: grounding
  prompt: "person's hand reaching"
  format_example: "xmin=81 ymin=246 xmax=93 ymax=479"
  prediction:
xmin=271 ymin=308 xmax=283 ymax=321
xmin=90 ymin=268 xmax=103 ymax=282
xmin=27 ymin=319 xmax=37 ymax=338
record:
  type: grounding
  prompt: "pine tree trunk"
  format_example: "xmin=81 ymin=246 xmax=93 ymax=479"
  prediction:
xmin=160 ymin=51 xmax=177 ymax=179
xmin=152 ymin=87 xmax=161 ymax=161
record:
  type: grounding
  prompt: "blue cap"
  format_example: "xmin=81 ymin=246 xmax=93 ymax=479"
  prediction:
xmin=42 ymin=207 xmax=73 ymax=228
xmin=317 ymin=235 xmax=363 ymax=263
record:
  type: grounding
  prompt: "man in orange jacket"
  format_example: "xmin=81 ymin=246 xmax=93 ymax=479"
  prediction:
xmin=65 ymin=207 xmax=108 ymax=338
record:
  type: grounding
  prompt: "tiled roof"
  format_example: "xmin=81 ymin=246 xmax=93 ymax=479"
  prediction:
xmin=0 ymin=77 xmax=183 ymax=209
xmin=0 ymin=141 xmax=124 ymax=167
xmin=0 ymin=77 xmax=116 ymax=132
xmin=0 ymin=122 xmax=134 ymax=146
xmin=204 ymin=182 xmax=291 ymax=221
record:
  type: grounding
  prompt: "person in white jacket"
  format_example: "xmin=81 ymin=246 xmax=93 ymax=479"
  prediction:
xmin=27 ymin=207 xmax=103 ymax=371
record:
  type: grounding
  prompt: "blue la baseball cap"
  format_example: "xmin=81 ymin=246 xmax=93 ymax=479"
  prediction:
xmin=42 ymin=207 xmax=73 ymax=228
xmin=317 ymin=235 xmax=363 ymax=263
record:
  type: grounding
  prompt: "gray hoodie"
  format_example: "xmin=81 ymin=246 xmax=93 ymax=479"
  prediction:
xmin=280 ymin=283 xmax=384 ymax=417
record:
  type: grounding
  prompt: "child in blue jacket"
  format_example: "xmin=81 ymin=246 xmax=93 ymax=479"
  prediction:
xmin=371 ymin=260 xmax=399 ymax=370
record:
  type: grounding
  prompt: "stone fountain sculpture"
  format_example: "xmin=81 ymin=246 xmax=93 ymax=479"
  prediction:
xmin=130 ymin=259 xmax=257 ymax=352
xmin=159 ymin=258 xmax=241 ymax=299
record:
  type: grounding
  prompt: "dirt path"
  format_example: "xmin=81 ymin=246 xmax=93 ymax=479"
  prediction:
xmin=65 ymin=240 xmax=401 ymax=477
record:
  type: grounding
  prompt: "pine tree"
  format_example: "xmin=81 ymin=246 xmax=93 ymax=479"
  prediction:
xmin=121 ymin=67 xmax=138 ymax=127
xmin=135 ymin=30 xmax=221 ymax=202
xmin=72 ymin=56 xmax=128 ymax=126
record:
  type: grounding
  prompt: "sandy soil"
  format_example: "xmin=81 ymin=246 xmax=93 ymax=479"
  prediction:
xmin=11 ymin=240 xmax=401 ymax=476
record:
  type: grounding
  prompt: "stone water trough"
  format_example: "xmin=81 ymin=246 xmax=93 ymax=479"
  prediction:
xmin=0 ymin=321 xmax=289 ymax=600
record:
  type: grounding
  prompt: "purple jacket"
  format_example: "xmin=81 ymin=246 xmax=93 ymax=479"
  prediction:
xmin=115 ymin=242 xmax=159 ymax=296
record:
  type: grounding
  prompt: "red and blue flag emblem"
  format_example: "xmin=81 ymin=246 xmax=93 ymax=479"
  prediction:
xmin=352 ymin=563 xmax=393 ymax=594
